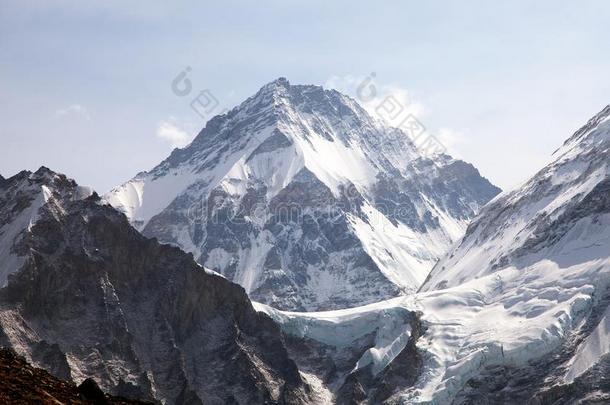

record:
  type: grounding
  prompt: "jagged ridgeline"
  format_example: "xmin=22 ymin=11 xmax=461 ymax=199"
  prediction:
xmin=105 ymin=78 xmax=500 ymax=311
xmin=0 ymin=168 xmax=317 ymax=404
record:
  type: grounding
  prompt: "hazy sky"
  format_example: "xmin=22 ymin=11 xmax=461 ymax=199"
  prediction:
xmin=1 ymin=1 xmax=609 ymax=192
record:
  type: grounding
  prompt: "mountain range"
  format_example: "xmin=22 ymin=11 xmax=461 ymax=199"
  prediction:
xmin=0 ymin=78 xmax=609 ymax=404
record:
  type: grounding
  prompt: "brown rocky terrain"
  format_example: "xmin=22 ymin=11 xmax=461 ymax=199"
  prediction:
xmin=0 ymin=347 xmax=149 ymax=404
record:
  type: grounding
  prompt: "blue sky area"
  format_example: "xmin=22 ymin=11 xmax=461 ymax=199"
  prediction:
xmin=1 ymin=0 xmax=609 ymax=191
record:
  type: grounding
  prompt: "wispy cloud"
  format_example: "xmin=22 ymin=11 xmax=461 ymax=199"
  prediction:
xmin=325 ymin=74 xmax=425 ymax=123
xmin=326 ymin=74 xmax=464 ymax=157
xmin=156 ymin=120 xmax=193 ymax=149
xmin=436 ymin=128 xmax=466 ymax=158
xmin=55 ymin=104 xmax=91 ymax=120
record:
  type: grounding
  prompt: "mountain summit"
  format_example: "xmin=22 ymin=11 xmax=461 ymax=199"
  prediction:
xmin=105 ymin=78 xmax=500 ymax=310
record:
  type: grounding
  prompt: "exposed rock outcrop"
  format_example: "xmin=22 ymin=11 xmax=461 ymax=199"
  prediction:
xmin=0 ymin=168 xmax=314 ymax=404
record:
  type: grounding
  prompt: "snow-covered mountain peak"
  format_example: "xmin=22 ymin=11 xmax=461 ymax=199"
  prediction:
xmin=256 ymin=104 xmax=610 ymax=403
xmin=1 ymin=166 xmax=93 ymax=208
xmin=555 ymin=104 xmax=610 ymax=159
xmin=106 ymin=79 xmax=420 ymax=226
xmin=105 ymin=79 xmax=500 ymax=310
xmin=256 ymin=76 xmax=293 ymax=99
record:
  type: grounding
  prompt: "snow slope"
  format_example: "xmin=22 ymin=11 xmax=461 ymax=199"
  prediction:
xmin=105 ymin=78 xmax=499 ymax=311
xmin=422 ymin=105 xmax=610 ymax=292
xmin=258 ymin=105 xmax=610 ymax=403
xmin=565 ymin=303 xmax=610 ymax=383
xmin=412 ymin=104 xmax=610 ymax=402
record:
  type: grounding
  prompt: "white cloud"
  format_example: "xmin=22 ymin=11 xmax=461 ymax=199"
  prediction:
xmin=55 ymin=104 xmax=91 ymax=120
xmin=436 ymin=128 xmax=466 ymax=158
xmin=156 ymin=120 xmax=193 ymax=149
xmin=324 ymin=74 xmax=425 ymax=126
xmin=325 ymin=74 xmax=465 ymax=157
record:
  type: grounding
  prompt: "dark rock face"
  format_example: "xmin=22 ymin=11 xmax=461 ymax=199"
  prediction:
xmin=0 ymin=168 xmax=90 ymax=287
xmin=0 ymin=347 xmax=149 ymax=405
xmin=144 ymin=167 xmax=404 ymax=312
xmin=0 ymin=170 xmax=313 ymax=404
xmin=78 ymin=378 xmax=109 ymax=402
xmin=249 ymin=169 xmax=401 ymax=311
xmin=372 ymin=158 xmax=500 ymax=234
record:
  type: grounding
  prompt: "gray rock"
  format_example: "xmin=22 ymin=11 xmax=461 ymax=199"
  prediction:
xmin=0 ymin=169 xmax=314 ymax=405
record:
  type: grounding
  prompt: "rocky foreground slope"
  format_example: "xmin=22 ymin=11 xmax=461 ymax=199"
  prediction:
xmin=105 ymin=78 xmax=499 ymax=311
xmin=0 ymin=347 xmax=148 ymax=405
xmin=0 ymin=168 xmax=316 ymax=404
